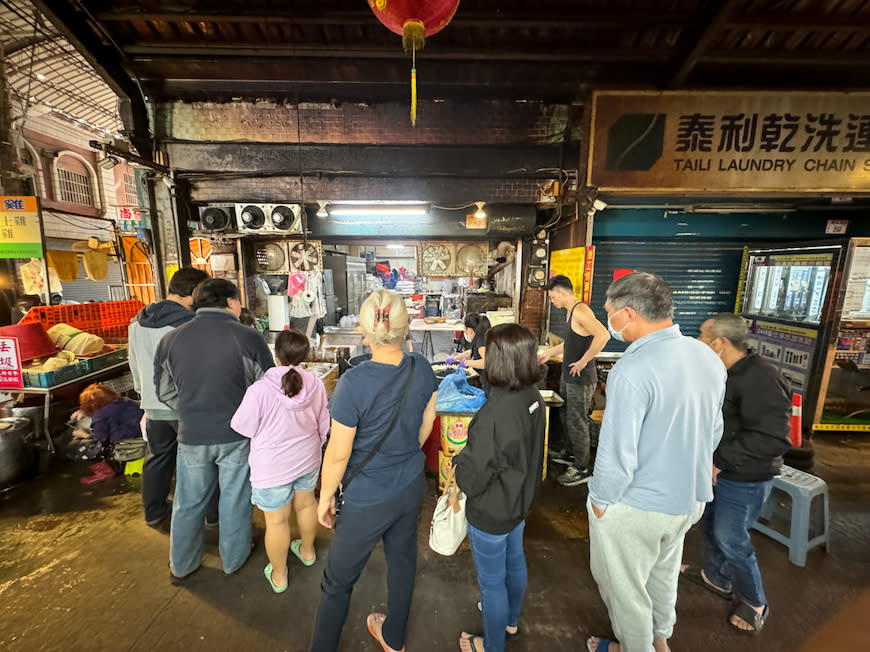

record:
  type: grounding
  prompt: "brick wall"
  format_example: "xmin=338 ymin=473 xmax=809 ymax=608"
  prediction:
xmin=157 ymin=100 xmax=578 ymax=146
xmin=519 ymin=286 xmax=547 ymax=341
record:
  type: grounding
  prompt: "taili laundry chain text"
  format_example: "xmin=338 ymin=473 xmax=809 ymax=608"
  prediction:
xmin=588 ymin=91 xmax=870 ymax=192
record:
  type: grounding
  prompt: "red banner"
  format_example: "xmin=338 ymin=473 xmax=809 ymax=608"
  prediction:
xmin=582 ymin=246 xmax=595 ymax=304
xmin=0 ymin=337 xmax=23 ymax=389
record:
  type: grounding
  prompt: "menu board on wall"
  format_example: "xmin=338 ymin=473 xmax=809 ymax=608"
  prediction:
xmin=549 ymin=247 xmax=586 ymax=298
xmin=588 ymin=91 xmax=870 ymax=193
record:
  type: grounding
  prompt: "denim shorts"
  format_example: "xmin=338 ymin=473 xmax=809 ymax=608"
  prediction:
xmin=251 ymin=468 xmax=319 ymax=512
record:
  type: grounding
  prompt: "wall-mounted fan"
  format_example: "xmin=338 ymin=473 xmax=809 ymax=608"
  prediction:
xmin=290 ymin=242 xmax=320 ymax=271
xmin=198 ymin=205 xmax=234 ymax=232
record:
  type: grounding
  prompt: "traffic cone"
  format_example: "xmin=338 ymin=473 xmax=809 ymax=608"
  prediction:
xmin=790 ymin=393 xmax=803 ymax=448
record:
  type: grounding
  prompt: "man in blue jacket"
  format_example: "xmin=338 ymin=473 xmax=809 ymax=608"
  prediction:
xmin=155 ymin=278 xmax=274 ymax=582
xmin=128 ymin=267 xmax=209 ymax=528
xmin=586 ymin=273 xmax=726 ymax=652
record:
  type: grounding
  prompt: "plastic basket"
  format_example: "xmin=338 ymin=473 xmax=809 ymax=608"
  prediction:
xmin=78 ymin=346 xmax=129 ymax=373
xmin=20 ymin=300 xmax=144 ymax=344
xmin=22 ymin=361 xmax=87 ymax=388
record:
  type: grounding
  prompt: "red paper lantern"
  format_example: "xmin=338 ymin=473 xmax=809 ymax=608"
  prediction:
xmin=367 ymin=0 xmax=461 ymax=124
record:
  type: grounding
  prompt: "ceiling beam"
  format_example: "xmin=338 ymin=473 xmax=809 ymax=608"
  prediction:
xmin=2 ymin=33 xmax=59 ymax=56
xmin=92 ymin=8 xmax=694 ymax=29
xmin=703 ymin=49 xmax=870 ymax=67
xmin=123 ymin=43 xmax=670 ymax=64
xmin=668 ymin=0 xmax=741 ymax=88
xmin=728 ymin=13 xmax=870 ymax=32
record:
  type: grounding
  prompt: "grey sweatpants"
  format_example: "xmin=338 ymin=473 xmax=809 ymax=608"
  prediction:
xmin=565 ymin=382 xmax=595 ymax=469
xmin=588 ymin=499 xmax=705 ymax=652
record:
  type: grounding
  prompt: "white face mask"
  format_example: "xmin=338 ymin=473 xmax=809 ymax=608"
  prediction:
xmin=607 ymin=307 xmax=632 ymax=342
xmin=464 ymin=333 xmax=473 ymax=343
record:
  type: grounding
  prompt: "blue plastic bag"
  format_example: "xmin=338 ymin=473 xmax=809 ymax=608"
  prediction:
xmin=436 ymin=369 xmax=487 ymax=412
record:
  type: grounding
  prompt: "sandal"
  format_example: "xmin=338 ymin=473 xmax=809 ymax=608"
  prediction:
xmin=476 ymin=601 xmax=519 ymax=637
xmin=730 ymin=602 xmax=769 ymax=634
xmin=263 ymin=563 xmax=288 ymax=593
xmin=586 ymin=636 xmax=615 ymax=652
xmin=367 ymin=613 xmax=404 ymax=652
xmin=458 ymin=633 xmax=485 ymax=652
xmin=679 ymin=566 xmax=734 ymax=601
xmin=290 ymin=539 xmax=316 ymax=566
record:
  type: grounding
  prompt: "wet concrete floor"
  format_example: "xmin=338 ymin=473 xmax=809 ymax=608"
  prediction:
xmin=2 ymin=434 xmax=870 ymax=651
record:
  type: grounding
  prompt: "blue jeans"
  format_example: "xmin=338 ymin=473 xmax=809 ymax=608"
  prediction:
xmin=310 ymin=472 xmax=425 ymax=652
xmin=702 ymin=477 xmax=773 ymax=609
xmin=468 ymin=521 xmax=528 ymax=652
xmin=170 ymin=440 xmax=253 ymax=578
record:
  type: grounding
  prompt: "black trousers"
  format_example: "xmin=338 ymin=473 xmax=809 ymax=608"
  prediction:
xmin=142 ymin=419 xmax=218 ymax=524
xmin=310 ymin=472 xmax=426 ymax=652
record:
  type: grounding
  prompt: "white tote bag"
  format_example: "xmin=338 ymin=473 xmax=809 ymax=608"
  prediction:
xmin=429 ymin=466 xmax=467 ymax=556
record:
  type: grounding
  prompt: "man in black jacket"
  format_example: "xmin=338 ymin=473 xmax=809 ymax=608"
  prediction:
xmin=682 ymin=312 xmax=791 ymax=634
xmin=154 ymin=278 xmax=274 ymax=582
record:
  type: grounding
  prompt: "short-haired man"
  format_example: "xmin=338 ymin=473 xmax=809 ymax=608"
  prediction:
xmin=540 ymin=275 xmax=610 ymax=486
xmin=680 ymin=313 xmax=791 ymax=634
xmin=155 ymin=278 xmax=274 ymax=581
xmin=128 ymin=266 xmax=209 ymax=528
xmin=587 ymin=273 xmax=726 ymax=652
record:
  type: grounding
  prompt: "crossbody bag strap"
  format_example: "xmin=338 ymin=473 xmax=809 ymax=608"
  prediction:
xmin=341 ymin=356 xmax=417 ymax=491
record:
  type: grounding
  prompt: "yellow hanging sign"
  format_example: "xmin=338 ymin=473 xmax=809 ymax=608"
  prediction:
xmin=0 ymin=196 xmax=42 ymax=259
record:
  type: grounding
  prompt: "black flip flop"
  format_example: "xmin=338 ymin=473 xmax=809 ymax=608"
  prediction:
xmin=730 ymin=603 xmax=769 ymax=634
xmin=476 ymin=601 xmax=520 ymax=637
xmin=679 ymin=566 xmax=734 ymax=601
xmin=459 ymin=633 xmax=485 ymax=652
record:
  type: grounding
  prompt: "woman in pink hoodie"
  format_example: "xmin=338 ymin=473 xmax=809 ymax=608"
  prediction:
xmin=231 ymin=329 xmax=330 ymax=593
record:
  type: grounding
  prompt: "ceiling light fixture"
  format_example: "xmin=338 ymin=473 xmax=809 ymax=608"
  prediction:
xmin=35 ymin=73 xmax=47 ymax=82
xmin=98 ymin=155 xmax=120 ymax=170
xmin=316 ymin=200 xmax=329 ymax=218
xmin=474 ymin=202 xmax=487 ymax=219
xmin=328 ymin=205 xmax=429 ymax=217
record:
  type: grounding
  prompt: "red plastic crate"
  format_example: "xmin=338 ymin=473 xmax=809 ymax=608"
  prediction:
xmin=20 ymin=300 xmax=144 ymax=344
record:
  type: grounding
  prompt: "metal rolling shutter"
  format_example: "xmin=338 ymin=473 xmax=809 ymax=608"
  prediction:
xmin=45 ymin=238 xmax=126 ymax=303
xmin=548 ymin=239 xmax=745 ymax=351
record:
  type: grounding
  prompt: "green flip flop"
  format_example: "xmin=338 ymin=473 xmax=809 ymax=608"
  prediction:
xmin=290 ymin=539 xmax=316 ymax=567
xmin=264 ymin=563 xmax=288 ymax=593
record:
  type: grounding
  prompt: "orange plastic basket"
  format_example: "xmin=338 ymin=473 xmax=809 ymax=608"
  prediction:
xmin=20 ymin=300 xmax=145 ymax=344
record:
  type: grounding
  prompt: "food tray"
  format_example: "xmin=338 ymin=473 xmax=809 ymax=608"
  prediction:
xmin=78 ymin=346 xmax=129 ymax=373
xmin=22 ymin=361 xmax=87 ymax=388
xmin=301 ymin=362 xmax=339 ymax=396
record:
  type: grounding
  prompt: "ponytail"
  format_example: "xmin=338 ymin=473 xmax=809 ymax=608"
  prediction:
xmin=274 ymin=329 xmax=310 ymax=397
xmin=282 ymin=368 xmax=304 ymax=398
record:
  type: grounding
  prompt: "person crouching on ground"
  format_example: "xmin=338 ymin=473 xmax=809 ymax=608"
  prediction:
xmin=453 ymin=323 xmax=547 ymax=652
xmin=231 ymin=329 xmax=330 ymax=593
xmin=310 ymin=289 xmax=438 ymax=652
xmin=68 ymin=383 xmax=144 ymax=483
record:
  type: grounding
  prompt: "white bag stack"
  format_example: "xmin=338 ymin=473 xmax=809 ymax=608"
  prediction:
xmin=429 ymin=466 xmax=467 ymax=556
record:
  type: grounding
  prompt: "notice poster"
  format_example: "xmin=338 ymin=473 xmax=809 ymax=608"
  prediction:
xmin=549 ymin=247 xmax=586 ymax=297
xmin=0 ymin=196 xmax=42 ymax=259
xmin=0 ymin=337 xmax=23 ymax=389
xmin=589 ymin=91 xmax=870 ymax=193
xmin=747 ymin=319 xmax=817 ymax=397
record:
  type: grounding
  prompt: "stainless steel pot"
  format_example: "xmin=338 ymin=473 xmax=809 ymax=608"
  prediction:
xmin=0 ymin=417 xmax=37 ymax=487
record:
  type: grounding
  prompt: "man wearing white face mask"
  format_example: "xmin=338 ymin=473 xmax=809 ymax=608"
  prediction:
xmin=586 ymin=273 xmax=726 ymax=652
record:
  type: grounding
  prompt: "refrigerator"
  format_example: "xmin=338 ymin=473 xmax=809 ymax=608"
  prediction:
xmin=323 ymin=252 xmax=368 ymax=318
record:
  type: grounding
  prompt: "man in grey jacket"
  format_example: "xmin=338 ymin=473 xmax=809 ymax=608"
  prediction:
xmin=128 ymin=267 xmax=209 ymax=528
xmin=155 ymin=278 xmax=274 ymax=582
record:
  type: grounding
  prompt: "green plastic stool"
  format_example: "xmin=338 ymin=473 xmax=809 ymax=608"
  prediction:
xmin=124 ymin=457 xmax=144 ymax=476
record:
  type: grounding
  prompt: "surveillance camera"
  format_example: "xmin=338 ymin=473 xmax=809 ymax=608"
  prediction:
xmin=161 ymin=175 xmax=175 ymax=190
xmin=592 ymin=199 xmax=607 ymax=211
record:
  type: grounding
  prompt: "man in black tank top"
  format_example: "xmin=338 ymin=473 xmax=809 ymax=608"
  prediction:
xmin=540 ymin=275 xmax=610 ymax=486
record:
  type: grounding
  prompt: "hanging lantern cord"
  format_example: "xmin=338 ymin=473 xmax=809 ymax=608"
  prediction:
xmin=411 ymin=46 xmax=417 ymax=127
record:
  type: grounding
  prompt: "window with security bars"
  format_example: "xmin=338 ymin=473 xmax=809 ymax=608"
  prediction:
xmin=124 ymin=172 xmax=138 ymax=206
xmin=57 ymin=168 xmax=94 ymax=206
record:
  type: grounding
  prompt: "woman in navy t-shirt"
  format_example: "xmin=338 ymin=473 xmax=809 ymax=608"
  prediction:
xmin=312 ymin=290 xmax=438 ymax=652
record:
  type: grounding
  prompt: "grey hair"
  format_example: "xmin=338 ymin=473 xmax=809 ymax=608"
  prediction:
xmin=706 ymin=313 xmax=750 ymax=351
xmin=605 ymin=272 xmax=674 ymax=321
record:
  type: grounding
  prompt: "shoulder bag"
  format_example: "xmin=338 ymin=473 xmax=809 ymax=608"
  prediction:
xmin=429 ymin=462 xmax=467 ymax=555
xmin=334 ymin=356 xmax=417 ymax=516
